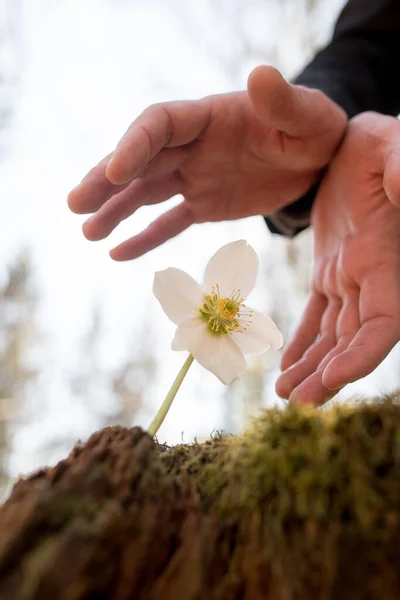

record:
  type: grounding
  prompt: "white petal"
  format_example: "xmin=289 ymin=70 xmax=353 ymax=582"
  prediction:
xmin=188 ymin=328 xmax=246 ymax=384
xmin=153 ymin=268 xmax=203 ymax=325
xmin=203 ymin=240 xmax=259 ymax=299
xmin=232 ymin=309 xmax=283 ymax=354
xmin=171 ymin=317 xmax=205 ymax=351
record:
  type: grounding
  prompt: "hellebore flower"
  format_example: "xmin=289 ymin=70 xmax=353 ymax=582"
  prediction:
xmin=153 ymin=240 xmax=283 ymax=384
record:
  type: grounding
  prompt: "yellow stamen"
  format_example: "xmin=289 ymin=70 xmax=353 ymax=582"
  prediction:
xmin=199 ymin=285 xmax=253 ymax=334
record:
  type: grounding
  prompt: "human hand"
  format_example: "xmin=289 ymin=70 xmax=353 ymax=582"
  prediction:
xmin=276 ymin=112 xmax=400 ymax=406
xmin=67 ymin=66 xmax=346 ymax=260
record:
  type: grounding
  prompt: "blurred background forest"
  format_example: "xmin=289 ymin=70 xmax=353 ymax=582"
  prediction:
xmin=1 ymin=0 xmax=398 ymax=498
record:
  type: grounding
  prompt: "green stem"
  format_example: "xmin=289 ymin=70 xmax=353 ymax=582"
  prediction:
xmin=147 ymin=353 xmax=194 ymax=437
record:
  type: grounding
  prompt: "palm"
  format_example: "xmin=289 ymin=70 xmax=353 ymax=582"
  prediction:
xmin=68 ymin=66 xmax=346 ymax=260
xmin=276 ymin=114 xmax=400 ymax=406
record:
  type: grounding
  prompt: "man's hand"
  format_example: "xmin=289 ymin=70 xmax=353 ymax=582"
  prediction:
xmin=67 ymin=66 xmax=346 ymax=260
xmin=276 ymin=112 xmax=400 ymax=406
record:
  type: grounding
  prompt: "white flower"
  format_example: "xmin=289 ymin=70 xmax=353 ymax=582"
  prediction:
xmin=153 ymin=240 xmax=283 ymax=384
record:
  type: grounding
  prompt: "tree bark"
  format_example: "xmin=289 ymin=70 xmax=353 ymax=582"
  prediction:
xmin=1 ymin=400 xmax=400 ymax=599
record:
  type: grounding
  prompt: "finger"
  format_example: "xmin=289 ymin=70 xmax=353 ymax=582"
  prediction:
xmin=275 ymin=300 xmax=340 ymax=399
xmin=322 ymin=270 xmax=400 ymax=390
xmin=83 ymin=171 xmax=184 ymax=241
xmin=322 ymin=316 xmax=398 ymax=390
xmin=313 ymin=293 xmax=360 ymax=374
xmin=287 ymin=298 xmax=359 ymax=406
xmin=335 ymin=289 xmax=361 ymax=340
xmin=110 ymin=201 xmax=195 ymax=261
xmin=306 ymin=292 xmax=360 ymax=380
xmin=276 ymin=335 xmax=335 ymax=400
xmin=247 ymin=65 xmax=346 ymax=139
xmin=106 ymin=99 xmax=211 ymax=185
xmin=280 ymin=292 xmax=327 ymax=371
xmin=68 ymin=153 xmax=129 ymax=215
xmin=288 ymin=371 xmax=339 ymax=407
xmin=68 ymin=145 xmax=187 ymax=217
xmin=383 ymin=144 xmax=400 ymax=209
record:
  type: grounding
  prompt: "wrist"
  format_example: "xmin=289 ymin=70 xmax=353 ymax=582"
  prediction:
xmin=265 ymin=171 xmax=327 ymax=237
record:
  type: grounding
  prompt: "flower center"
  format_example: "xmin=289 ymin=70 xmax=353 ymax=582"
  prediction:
xmin=199 ymin=285 xmax=253 ymax=334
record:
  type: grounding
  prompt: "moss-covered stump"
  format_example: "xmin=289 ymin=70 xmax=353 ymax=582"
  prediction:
xmin=2 ymin=399 xmax=400 ymax=599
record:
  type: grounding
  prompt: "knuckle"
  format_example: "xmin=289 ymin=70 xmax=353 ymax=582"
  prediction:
xmin=141 ymin=103 xmax=172 ymax=146
xmin=350 ymin=111 xmax=381 ymax=129
xmin=305 ymin=87 xmax=329 ymax=106
xmin=136 ymin=124 xmax=153 ymax=160
xmin=348 ymin=112 xmax=399 ymax=149
xmin=143 ymin=102 xmax=161 ymax=115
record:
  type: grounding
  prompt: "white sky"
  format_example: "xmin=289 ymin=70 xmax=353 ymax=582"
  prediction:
xmin=2 ymin=0 xmax=399 ymax=478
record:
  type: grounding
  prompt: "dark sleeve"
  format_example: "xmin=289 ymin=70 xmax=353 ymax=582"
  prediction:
xmin=265 ymin=0 xmax=400 ymax=237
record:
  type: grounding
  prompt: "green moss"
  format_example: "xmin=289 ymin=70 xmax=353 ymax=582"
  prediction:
xmin=169 ymin=397 xmax=400 ymax=522
xmin=160 ymin=396 xmax=400 ymax=598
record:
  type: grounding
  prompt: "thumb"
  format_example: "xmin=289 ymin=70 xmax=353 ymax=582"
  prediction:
xmin=247 ymin=65 xmax=346 ymax=139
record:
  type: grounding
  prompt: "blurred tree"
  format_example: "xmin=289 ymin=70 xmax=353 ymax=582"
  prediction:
xmin=0 ymin=0 xmax=22 ymax=159
xmin=68 ymin=309 xmax=157 ymax=430
xmin=161 ymin=0 xmax=346 ymax=86
xmin=108 ymin=337 xmax=157 ymax=427
xmin=0 ymin=0 xmax=28 ymax=496
xmin=0 ymin=253 xmax=38 ymax=496
xmin=36 ymin=311 xmax=159 ymax=463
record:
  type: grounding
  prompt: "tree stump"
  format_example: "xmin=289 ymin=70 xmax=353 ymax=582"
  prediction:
xmin=1 ymin=398 xmax=400 ymax=599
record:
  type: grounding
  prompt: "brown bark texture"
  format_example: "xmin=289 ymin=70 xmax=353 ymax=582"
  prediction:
xmin=1 ymin=398 xmax=400 ymax=600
